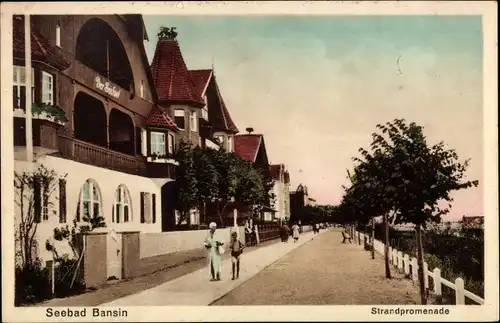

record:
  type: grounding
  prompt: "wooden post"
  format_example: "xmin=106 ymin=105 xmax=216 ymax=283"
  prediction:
xmin=383 ymin=213 xmax=391 ymax=278
xmin=371 ymin=217 xmax=375 ymax=260
xmin=411 ymin=257 xmax=418 ymax=281
xmin=433 ymin=268 xmax=442 ymax=304
xmin=416 ymin=224 xmax=427 ymax=304
xmin=455 ymin=278 xmax=465 ymax=305
xmin=423 ymin=262 xmax=429 ymax=289
xmin=388 ymin=246 xmax=393 ymax=264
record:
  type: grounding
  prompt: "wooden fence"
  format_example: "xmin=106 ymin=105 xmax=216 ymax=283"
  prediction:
xmin=355 ymin=231 xmax=484 ymax=305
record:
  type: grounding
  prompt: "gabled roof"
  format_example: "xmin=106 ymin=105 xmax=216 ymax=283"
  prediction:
xmin=189 ymin=69 xmax=212 ymax=97
xmin=234 ymin=134 xmax=263 ymax=163
xmin=146 ymin=105 xmax=179 ymax=131
xmin=150 ymin=39 xmax=204 ymax=106
xmin=13 ymin=16 xmax=70 ymax=70
xmin=189 ymin=69 xmax=239 ymax=133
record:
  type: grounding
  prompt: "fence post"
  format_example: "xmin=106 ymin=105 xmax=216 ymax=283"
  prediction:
xmin=404 ymin=254 xmax=410 ymax=275
xmin=397 ymin=251 xmax=403 ymax=270
xmin=455 ymin=278 xmax=465 ymax=305
xmin=411 ymin=257 xmax=418 ymax=281
xmin=392 ymin=249 xmax=397 ymax=266
xmin=388 ymin=247 xmax=393 ymax=264
xmin=433 ymin=268 xmax=442 ymax=304
xmin=423 ymin=262 xmax=429 ymax=289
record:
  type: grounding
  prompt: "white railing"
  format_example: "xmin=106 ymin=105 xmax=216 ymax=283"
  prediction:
xmin=355 ymin=231 xmax=484 ymax=305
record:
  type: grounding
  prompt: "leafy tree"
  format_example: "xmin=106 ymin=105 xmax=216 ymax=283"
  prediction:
xmin=342 ymin=119 xmax=479 ymax=304
xmin=174 ymin=141 xmax=199 ymax=225
xmin=14 ymin=164 xmax=67 ymax=270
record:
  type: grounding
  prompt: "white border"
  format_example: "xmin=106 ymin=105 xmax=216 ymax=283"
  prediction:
xmin=1 ymin=1 xmax=498 ymax=322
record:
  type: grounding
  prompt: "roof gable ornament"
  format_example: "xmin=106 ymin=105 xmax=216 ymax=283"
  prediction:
xmin=246 ymin=127 xmax=254 ymax=134
xmin=157 ymin=26 xmax=178 ymax=40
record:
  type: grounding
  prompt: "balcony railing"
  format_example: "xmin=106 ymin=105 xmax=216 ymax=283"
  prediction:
xmin=58 ymin=135 xmax=147 ymax=176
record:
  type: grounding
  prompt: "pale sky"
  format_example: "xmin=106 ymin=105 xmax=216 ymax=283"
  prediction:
xmin=143 ymin=15 xmax=483 ymax=220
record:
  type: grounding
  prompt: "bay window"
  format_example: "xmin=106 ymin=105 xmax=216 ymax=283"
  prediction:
xmin=190 ymin=111 xmax=197 ymax=132
xmin=150 ymin=131 xmax=166 ymax=156
xmin=13 ymin=65 xmax=35 ymax=110
xmin=168 ymin=132 xmax=174 ymax=154
xmin=174 ymin=109 xmax=185 ymax=130
xmin=42 ymin=71 xmax=54 ymax=105
xmin=227 ymin=136 xmax=233 ymax=152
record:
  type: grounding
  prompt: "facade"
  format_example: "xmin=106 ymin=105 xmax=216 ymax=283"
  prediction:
xmin=149 ymin=29 xmax=240 ymax=229
xmin=233 ymin=132 xmax=275 ymax=222
xmin=13 ymin=15 xmax=179 ymax=263
xmin=269 ymin=164 xmax=291 ymax=223
xmin=289 ymin=184 xmax=316 ymax=223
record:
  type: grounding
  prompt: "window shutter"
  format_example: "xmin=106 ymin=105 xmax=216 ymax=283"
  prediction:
xmin=140 ymin=192 xmax=145 ymax=223
xmin=33 ymin=177 xmax=41 ymax=223
xmin=141 ymin=129 xmax=148 ymax=156
xmin=152 ymin=194 xmax=157 ymax=223
xmin=59 ymin=179 xmax=67 ymax=223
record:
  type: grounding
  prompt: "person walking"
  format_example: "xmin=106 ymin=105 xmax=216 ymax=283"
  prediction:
xmin=283 ymin=223 xmax=290 ymax=243
xmin=291 ymin=222 xmax=300 ymax=243
xmin=204 ymin=222 xmax=224 ymax=281
xmin=229 ymin=231 xmax=245 ymax=280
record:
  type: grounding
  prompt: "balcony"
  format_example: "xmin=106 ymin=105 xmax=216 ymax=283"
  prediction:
xmin=58 ymin=135 xmax=147 ymax=176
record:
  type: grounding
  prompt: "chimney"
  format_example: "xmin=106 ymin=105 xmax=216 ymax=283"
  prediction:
xmin=246 ymin=127 xmax=254 ymax=135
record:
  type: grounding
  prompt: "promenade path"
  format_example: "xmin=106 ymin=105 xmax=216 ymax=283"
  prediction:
xmin=102 ymin=230 xmax=324 ymax=306
xmin=213 ymin=230 xmax=421 ymax=305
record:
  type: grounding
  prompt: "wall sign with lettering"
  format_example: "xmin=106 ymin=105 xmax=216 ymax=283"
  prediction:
xmin=94 ymin=76 xmax=122 ymax=99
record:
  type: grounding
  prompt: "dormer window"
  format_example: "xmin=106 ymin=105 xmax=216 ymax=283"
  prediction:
xmin=56 ymin=23 xmax=61 ymax=47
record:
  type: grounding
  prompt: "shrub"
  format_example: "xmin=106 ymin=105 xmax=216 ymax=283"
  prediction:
xmin=15 ymin=261 xmax=51 ymax=306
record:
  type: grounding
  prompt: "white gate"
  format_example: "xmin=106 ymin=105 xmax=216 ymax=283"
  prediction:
xmin=106 ymin=229 xmax=122 ymax=280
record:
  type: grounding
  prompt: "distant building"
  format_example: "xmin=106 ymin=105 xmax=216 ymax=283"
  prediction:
xmin=269 ymin=164 xmax=291 ymax=223
xmin=289 ymin=184 xmax=316 ymax=223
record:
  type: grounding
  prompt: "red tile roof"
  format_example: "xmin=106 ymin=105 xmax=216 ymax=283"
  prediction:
xmin=150 ymin=39 xmax=204 ymax=106
xmin=234 ymin=134 xmax=262 ymax=163
xmin=146 ymin=105 xmax=178 ymax=130
xmin=13 ymin=16 xmax=70 ymax=70
xmin=189 ymin=69 xmax=239 ymax=133
xmin=189 ymin=69 xmax=212 ymax=97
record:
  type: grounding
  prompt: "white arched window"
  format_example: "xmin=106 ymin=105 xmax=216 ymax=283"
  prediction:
xmin=113 ymin=185 xmax=132 ymax=223
xmin=77 ymin=179 xmax=102 ymax=221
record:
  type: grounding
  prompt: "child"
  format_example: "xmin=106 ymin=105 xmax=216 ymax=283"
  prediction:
xmin=229 ymin=231 xmax=245 ymax=280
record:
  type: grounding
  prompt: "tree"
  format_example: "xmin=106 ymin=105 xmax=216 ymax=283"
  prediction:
xmin=174 ymin=141 xmax=199 ymax=226
xmin=345 ymin=119 xmax=479 ymax=304
xmin=14 ymin=164 xmax=67 ymax=270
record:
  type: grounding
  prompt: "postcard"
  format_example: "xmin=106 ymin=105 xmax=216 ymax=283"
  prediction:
xmin=1 ymin=1 xmax=498 ymax=322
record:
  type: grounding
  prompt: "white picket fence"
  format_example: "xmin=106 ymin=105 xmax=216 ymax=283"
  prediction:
xmin=355 ymin=231 xmax=484 ymax=305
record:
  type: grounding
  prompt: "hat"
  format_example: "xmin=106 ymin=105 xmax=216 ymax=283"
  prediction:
xmin=209 ymin=222 xmax=217 ymax=229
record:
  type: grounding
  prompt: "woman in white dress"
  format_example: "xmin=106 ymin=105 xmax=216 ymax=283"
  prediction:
xmin=291 ymin=223 xmax=300 ymax=243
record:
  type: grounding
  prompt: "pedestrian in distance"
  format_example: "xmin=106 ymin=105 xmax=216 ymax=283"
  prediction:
xmin=283 ymin=223 xmax=290 ymax=243
xmin=291 ymin=222 xmax=300 ymax=243
xmin=204 ymin=222 xmax=224 ymax=281
xmin=229 ymin=231 xmax=245 ymax=280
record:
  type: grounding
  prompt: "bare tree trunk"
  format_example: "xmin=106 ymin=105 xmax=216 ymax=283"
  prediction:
xmin=416 ymin=224 xmax=427 ymax=304
xmin=371 ymin=217 xmax=375 ymax=260
xmin=383 ymin=213 xmax=391 ymax=278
